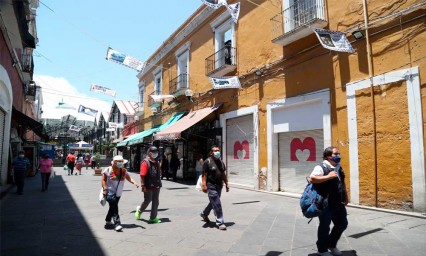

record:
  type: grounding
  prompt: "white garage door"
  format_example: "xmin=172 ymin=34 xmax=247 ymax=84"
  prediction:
xmin=226 ymin=114 xmax=254 ymax=187
xmin=278 ymin=129 xmax=324 ymax=192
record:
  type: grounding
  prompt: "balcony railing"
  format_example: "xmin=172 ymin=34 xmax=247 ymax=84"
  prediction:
xmin=148 ymin=91 xmax=162 ymax=107
xmin=169 ymin=73 xmax=188 ymax=96
xmin=271 ymin=0 xmax=327 ymax=46
xmin=205 ymin=46 xmax=237 ymax=77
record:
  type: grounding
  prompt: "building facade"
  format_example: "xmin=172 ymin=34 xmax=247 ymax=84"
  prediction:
xmin=132 ymin=0 xmax=425 ymax=212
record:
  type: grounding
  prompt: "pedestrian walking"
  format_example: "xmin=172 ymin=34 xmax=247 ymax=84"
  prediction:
xmin=169 ymin=153 xmax=180 ymax=181
xmin=309 ymin=146 xmax=348 ymax=256
xmin=91 ymin=154 xmax=97 ymax=169
xmin=102 ymin=155 xmax=139 ymax=231
xmin=39 ymin=153 xmax=54 ymax=192
xmin=160 ymin=154 xmax=170 ymax=180
xmin=200 ymin=145 xmax=229 ymax=230
xmin=84 ymin=154 xmax=91 ymax=170
xmin=75 ymin=153 xmax=84 ymax=175
xmin=11 ymin=150 xmax=30 ymax=195
xmin=66 ymin=152 xmax=76 ymax=175
xmin=135 ymin=146 xmax=162 ymax=223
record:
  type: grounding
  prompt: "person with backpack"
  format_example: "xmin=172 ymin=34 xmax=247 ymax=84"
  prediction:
xmin=200 ymin=145 xmax=229 ymax=230
xmin=134 ymin=146 xmax=162 ymax=223
xmin=309 ymin=146 xmax=348 ymax=256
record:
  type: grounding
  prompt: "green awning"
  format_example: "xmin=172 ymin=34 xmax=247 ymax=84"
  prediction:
xmin=117 ymin=112 xmax=185 ymax=147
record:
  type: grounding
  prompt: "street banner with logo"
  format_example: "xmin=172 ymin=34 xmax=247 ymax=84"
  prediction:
xmin=201 ymin=0 xmax=241 ymax=23
xmin=313 ymin=28 xmax=355 ymax=53
xmin=90 ymin=84 xmax=116 ymax=97
xmin=210 ymin=76 xmax=241 ymax=89
xmin=78 ymin=105 xmax=98 ymax=117
xmin=108 ymin=122 xmax=124 ymax=129
xmin=201 ymin=0 xmax=227 ymax=9
xmin=69 ymin=125 xmax=81 ymax=132
xmin=106 ymin=47 xmax=146 ymax=72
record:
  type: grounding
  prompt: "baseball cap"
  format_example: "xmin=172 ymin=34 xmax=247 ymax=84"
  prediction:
xmin=147 ymin=146 xmax=158 ymax=153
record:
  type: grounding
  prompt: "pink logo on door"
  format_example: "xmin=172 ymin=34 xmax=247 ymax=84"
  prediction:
xmin=290 ymin=137 xmax=316 ymax=161
xmin=234 ymin=140 xmax=250 ymax=159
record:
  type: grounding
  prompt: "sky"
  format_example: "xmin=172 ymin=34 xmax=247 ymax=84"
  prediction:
xmin=34 ymin=0 xmax=202 ymax=120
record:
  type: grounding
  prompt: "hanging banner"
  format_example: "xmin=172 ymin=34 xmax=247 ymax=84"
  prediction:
xmin=226 ymin=2 xmax=241 ymax=23
xmin=201 ymin=1 xmax=241 ymax=23
xmin=313 ymin=28 xmax=355 ymax=53
xmin=210 ymin=76 xmax=241 ymax=89
xmin=149 ymin=94 xmax=175 ymax=103
xmin=90 ymin=84 xmax=116 ymax=97
xmin=69 ymin=125 xmax=81 ymax=132
xmin=106 ymin=128 xmax=116 ymax=132
xmin=78 ymin=105 xmax=98 ymax=117
xmin=106 ymin=47 xmax=146 ymax=72
xmin=109 ymin=122 xmax=124 ymax=129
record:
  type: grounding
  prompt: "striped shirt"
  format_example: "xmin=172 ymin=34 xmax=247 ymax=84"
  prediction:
xmin=12 ymin=157 xmax=30 ymax=172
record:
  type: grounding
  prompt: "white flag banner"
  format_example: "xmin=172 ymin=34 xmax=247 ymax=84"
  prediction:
xmin=106 ymin=127 xmax=116 ymax=132
xmin=69 ymin=125 xmax=81 ymax=132
xmin=109 ymin=122 xmax=124 ymax=129
xmin=313 ymin=28 xmax=355 ymax=53
xmin=210 ymin=76 xmax=242 ymax=89
xmin=90 ymin=84 xmax=116 ymax=97
xmin=106 ymin=47 xmax=146 ymax=72
xmin=150 ymin=94 xmax=175 ymax=103
xmin=201 ymin=0 xmax=227 ymax=9
xmin=226 ymin=2 xmax=241 ymax=23
xmin=78 ymin=105 xmax=98 ymax=117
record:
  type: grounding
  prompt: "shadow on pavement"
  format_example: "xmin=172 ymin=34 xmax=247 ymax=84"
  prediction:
xmin=308 ymin=250 xmax=358 ymax=256
xmin=1 ymin=173 xmax=106 ymax=256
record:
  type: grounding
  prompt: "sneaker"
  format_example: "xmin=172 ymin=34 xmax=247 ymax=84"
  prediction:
xmin=318 ymin=252 xmax=333 ymax=256
xmin=114 ymin=225 xmax=123 ymax=231
xmin=135 ymin=206 xmax=141 ymax=220
xmin=104 ymin=221 xmax=114 ymax=229
xmin=218 ymin=224 xmax=227 ymax=230
xmin=200 ymin=213 xmax=210 ymax=222
xmin=328 ymin=248 xmax=342 ymax=256
xmin=148 ymin=218 xmax=161 ymax=224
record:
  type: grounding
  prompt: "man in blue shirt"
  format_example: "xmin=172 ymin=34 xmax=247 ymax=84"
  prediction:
xmin=12 ymin=150 xmax=30 ymax=195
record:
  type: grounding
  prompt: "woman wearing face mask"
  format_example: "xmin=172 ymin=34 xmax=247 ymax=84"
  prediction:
xmin=39 ymin=153 xmax=54 ymax=192
xmin=102 ymin=155 xmax=139 ymax=231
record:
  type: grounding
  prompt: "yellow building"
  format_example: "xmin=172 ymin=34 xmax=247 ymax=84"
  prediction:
xmin=129 ymin=0 xmax=425 ymax=213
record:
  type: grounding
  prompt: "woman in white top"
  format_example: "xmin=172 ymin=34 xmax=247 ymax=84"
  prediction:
xmin=102 ymin=155 xmax=139 ymax=231
xmin=75 ymin=154 xmax=84 ymax=175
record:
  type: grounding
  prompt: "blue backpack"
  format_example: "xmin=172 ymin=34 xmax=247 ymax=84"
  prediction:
xmin=300 ymin=164 xmax=329 ymax=222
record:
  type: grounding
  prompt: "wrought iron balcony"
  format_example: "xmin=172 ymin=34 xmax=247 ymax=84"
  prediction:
xmin=25 ymin=80 xmax=36 ymax=102
xmin=148 ymin=90 xmax=162 ymax=108
xmin=271 ymin=0 xmax=327 ymax=46
xmin=205 ymin=46 xmax=237 ymax=77
xmin=169 ymin=73 xmax=189 ymax=96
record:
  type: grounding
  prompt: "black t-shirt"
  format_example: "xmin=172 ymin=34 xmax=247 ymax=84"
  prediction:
xmin=203 ymin=157 xmax=225 ymax=186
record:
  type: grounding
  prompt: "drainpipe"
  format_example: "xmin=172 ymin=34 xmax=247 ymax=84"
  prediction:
xmin=362 ymin=0 xmax=378 ymax=207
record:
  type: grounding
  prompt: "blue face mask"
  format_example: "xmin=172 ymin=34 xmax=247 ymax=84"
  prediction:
xmin=19 ymin=154 xmax=25 ymax=158
xmin=151 ymin=153 xmax=158 ymax=159
xmin=213 ymin=151 xmax=221 ymax=159
xmin=115 ymin=162 xmax=123 ymax=168
xmin=331 ymin=154 xmax=341 ymax=163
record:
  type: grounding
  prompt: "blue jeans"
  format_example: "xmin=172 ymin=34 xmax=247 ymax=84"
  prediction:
xmin=14 ymin=171 xmax=26 ymax=194
xmin=40 ymin=172 xmax=51 ymax=191
xmin=317 ymin=205 xmax=348 ymax=252
xmin=203 ymin=183 xmax=224 ymax=225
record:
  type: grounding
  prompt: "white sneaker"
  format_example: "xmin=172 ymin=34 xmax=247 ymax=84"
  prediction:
xmin=329 ymin=248 xmax=342 ymax=256
xmin=318 ymin=252 xmax=332 ymax=256
xmin=114 ymin=225 xmax=123 ymax=231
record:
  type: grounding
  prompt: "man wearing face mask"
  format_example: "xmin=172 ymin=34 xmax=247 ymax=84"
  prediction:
xmin=135 ymin=146 xmax=162 ymax=223
xmin=200 ymin=145 xmax=229 ymax=230
xmin=12 ymin=150 xmax=30 ymax=195
xmin=309 ymin=147 xmax=348 ymax=256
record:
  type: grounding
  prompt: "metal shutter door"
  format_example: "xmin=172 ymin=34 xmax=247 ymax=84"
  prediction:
xmin=226 ymin=114 xmax=254 ymax=187
xmin=278 ymin=129 xmax=323 ymax=192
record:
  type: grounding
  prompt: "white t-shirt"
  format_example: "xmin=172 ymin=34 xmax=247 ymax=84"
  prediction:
xmin=310 ymin=160 xmax=338 ymax=177
xmin=103 ymin=167 xmax=127 ymax=197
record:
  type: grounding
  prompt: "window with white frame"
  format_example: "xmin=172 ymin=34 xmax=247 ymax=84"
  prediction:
xmin=152 ymin=66 xmax=162 ymax=95
xmin=175 ymin=42 xmax=190 ymax=90
xmin=210 ymin=11 xmax=235 ymax=68
xmin=138 ymin=81 xmax=145 ymax=112
xmin=283 ymin=0 xmax=326 ymax=33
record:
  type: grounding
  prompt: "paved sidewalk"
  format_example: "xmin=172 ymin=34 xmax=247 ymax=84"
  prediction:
xmin=1 ymin=166 xmax=425 ymax=256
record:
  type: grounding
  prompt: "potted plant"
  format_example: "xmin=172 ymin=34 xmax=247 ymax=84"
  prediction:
xmin=94 ymin=152 xmax=102 ymax=175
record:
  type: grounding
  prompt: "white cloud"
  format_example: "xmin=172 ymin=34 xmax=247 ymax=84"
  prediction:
xmin=34 ymin=75 xmax=112 ymax=121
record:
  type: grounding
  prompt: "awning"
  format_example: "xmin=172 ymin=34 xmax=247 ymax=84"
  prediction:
xmin=12 ymin=107 xmax=48 ymax=140
xmin=112 ymin=136 xmax=128 ymax=144
xmin=117 ymin=112 xmax=185 ymax=147
xmin=154 ymin=103 xmax=222 ymax=140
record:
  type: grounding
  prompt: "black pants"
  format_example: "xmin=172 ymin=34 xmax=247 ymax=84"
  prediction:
xmin=41 ymin=172 xmax=51 ymax=191
xmin=105 ymin=196 xmax=121 ymax=227
xmin=14 ymin=171 xmax=26 ymax=194
xmin=91 ymin=161 xmax=96 ymax=169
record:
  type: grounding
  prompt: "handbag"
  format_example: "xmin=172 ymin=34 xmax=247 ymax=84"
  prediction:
xmin=105 ymin=169 xmax=122 ymax=203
